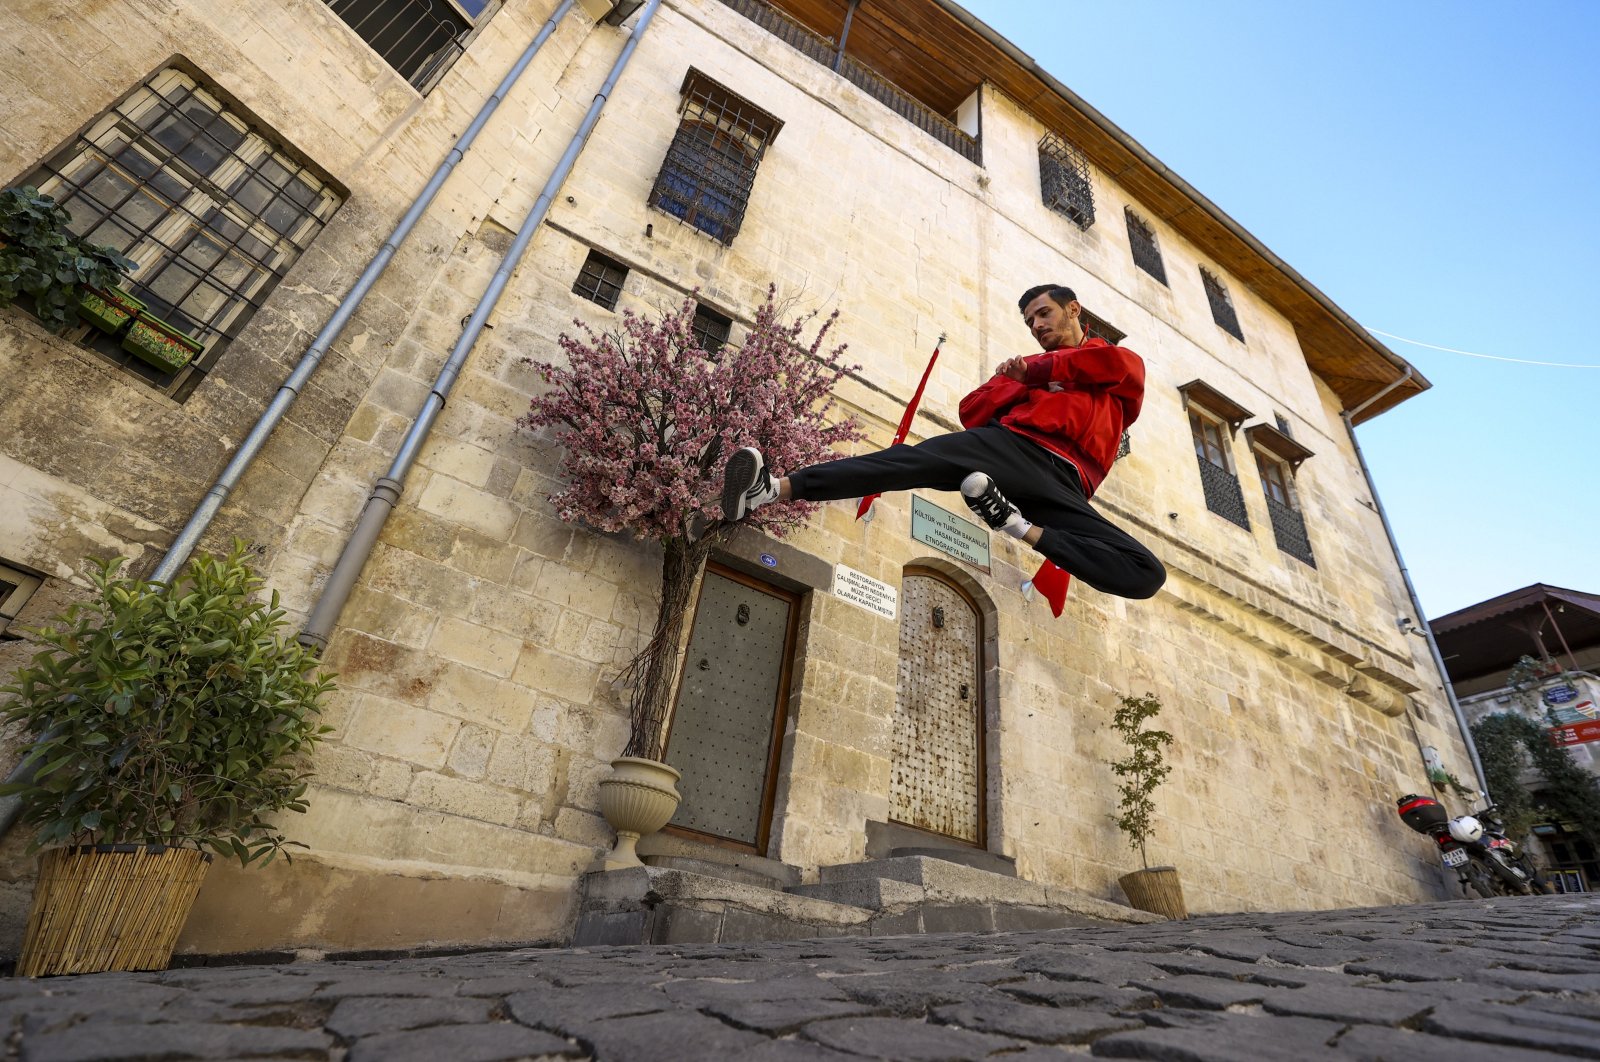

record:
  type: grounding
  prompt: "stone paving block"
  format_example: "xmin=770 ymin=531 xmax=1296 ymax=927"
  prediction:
xmin=735 ymin=1040 xmax=876 ymax=1061
xmin=1145 ymin=952 xmax=1268 ymax=979
xmin=346 ymin=1021 xmax=579 ymax=1062
xmin=18 ymin=1022 xmax=332 ymax=1062
xmin=1092 ymin=1014 xmax=1346 ymax=1060
xmin=565 ymin=1009 xmax=769 ymax=1060
xmin=1477 ymin=968 xmax=1600 ymax=993
xmin=159 ymin=972 xmax=326 ymax=1003
xmin=1129 ymin=973 xmax=1270 ymax=1010
xmin=929 ymin=1000 xmax=1143 ymax=1044
xmin=1245 ymin=966 xmax=1372 ymax=990
xmin=661 ymin=975 xmax=848 ymax=1006
xmin=1001 ymin=979 xmax=1159 ymax=1011
xmin=1259 ymin=983 xmax=1432 ymax=1025
xmin=831 ymin=973 xmax=1010 ymax=1015
xmin=1333 ymin=1023 xmax=1577 ymax=1062
xmin=327 ymin=994 xmax=496 ymax=1038
xmin=1014 ymin=947 xmax=1169 ymax=985
xmin=701 ymin=996 xmax=879 ymax=1033
xmin=310 ymin=971 xmax=462 ymax=999
xmin=1421 ymin=1000 xmax=1600 ymax=1057
xmin=505 ymin=983 xmax=674 ymax=1030
xmin=801 ymin=1015 xmax=1023 ymax=1061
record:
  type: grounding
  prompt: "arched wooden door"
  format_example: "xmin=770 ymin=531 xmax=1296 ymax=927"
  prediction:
xmin=889 ymin=568 xmax=985 ymax=844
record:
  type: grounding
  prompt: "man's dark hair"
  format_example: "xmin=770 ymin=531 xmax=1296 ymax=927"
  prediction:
xmin=1018 ymin=284 xmax=1077 ymax=313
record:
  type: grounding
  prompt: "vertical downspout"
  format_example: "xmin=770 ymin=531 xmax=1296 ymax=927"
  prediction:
xmin=0 ymin=0 xmax=586 ymax=842
xmin=833 ymin=0 xmax=860 ymax=73
xmin=1341 ymin=370 xmax=1490 ymax=801
xmin=301 ymin=0 xmax=664 ymax=649
xmin=149 ymin=0 xmax=579 ymax=584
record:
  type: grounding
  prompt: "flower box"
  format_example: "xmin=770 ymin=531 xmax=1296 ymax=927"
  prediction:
xmin=122 ymin=312 xmax=204 ymax=373
xmin=77 ymin=285 xmax=146 ymax=334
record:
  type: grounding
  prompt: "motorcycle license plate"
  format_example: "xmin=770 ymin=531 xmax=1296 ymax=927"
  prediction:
xmin=1441 ymin=848 xmax=1469 ymax=867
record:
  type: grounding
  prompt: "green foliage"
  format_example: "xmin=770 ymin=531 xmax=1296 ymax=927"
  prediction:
xmin=0 ymin=544 xmax=335 ymax=867
xmin=0 ymin=185 xmax=135 ymax=333
xmin=1471 ymin=709 xmax=1600 ymax=845
xmin=1426 ymin=766 xmax=1477 ymax=802
xmin=1108 ymin=693 xmax=1172 ymax=869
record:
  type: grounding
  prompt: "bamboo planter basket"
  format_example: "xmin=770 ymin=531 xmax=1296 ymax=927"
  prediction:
xmin=1118 ymin=865 xmax=1188 ymax=920
xmin=16 ymin=845 xmax=212 ymax=977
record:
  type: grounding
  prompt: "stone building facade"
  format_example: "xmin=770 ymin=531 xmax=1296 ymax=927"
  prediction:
xmin=2 ymin=0 xmax=1471 ymax=955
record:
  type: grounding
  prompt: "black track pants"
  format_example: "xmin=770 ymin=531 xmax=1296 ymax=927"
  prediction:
xmin=787 ymin=425 xmax=1166 ymax=600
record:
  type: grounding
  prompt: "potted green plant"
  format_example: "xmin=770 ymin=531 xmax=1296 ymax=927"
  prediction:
xmin=122 ymin=310 xmax=205 ymax=373
xmin=1108 ymin=692 xmax=1186 ymax=919
xmin=0 ymin=543 xmax=334 ymax=976
xmin=0 ymin=185 xmax=134 ymax=333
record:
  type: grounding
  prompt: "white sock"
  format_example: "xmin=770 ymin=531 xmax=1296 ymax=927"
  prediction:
xmin=1000 ymin=514 xmax=1032 ymax=540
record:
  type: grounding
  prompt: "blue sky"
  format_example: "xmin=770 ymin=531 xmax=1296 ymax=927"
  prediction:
xmin=962 ymin=1 xmax=1599 ymax=619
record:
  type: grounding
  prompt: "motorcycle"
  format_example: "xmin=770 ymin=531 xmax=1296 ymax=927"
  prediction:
xmin=1396 ymin=794 xmax=1547 ymax=898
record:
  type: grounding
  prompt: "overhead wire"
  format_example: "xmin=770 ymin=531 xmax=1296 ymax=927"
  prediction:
xmin=1364 ymin=328 xmax=1600 ymax=369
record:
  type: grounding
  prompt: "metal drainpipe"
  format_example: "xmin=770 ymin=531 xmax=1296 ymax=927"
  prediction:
xmin=1341 ymin=369 xmax=1491 ymax=802
xmin=0 ymin=0 xmax=583 ymax=844
xmin=300 ymin=0 xmax=663 ymax=649
xmin=149 ymin=0 xmax=580 ymax=584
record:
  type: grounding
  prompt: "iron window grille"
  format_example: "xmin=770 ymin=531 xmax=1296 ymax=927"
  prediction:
xmin=649 ymin=70 xmax=782 ymax=245
xmin=1125 ymin=208 xmax=1167 ymax=285
xmin=1245 ymin=422 xmax=1316 ymax=566
xmin=1038 ymin=132 xmax=1095 ymax=229
xmin=1200 ymin=266 xmax=1244 ymax=341
xmin=1117 ymin=432 xmax=1131 ymax=460
xmin=1079 ymin=308 xmax=1125 ymax=346
xmin=572 ymin=249 xmax=627 ymax=310
xmin=325 ymin=0 xmax=475 ymax=91
xmin=1182 ymin=380 xmax=1254 ymax=531
xmin=1195 ymin=450 xmax=1250 ymax=530
xmin=27 ymin=68 xmax=342 ymax=400
xmin=692 ymin=303 xmax=733 ymax=357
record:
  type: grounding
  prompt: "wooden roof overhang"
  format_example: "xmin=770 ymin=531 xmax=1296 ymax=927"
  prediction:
xmin=761 ymin=0 xmax=1429 ymax=423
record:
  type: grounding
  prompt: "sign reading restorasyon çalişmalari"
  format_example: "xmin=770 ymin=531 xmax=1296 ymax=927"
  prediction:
xmin=833 ymin=564 xmax=897 ymax=620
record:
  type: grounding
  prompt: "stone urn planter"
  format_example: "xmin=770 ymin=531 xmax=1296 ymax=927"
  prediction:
xmin=596 ymin=756 xmax=682 ymax=870
xmin=1118 ymin=865 xmax=1187 ymax=920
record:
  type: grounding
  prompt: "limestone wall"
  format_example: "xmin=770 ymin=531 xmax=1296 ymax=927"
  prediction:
xmin=0 ymin=0 xmax=1471 ymax=955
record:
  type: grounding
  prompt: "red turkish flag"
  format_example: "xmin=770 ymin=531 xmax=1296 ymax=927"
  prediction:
xmin=856 ymin=336 xmax=943 ymax=519
xmin=1030 ymin=561 xmax=1072 ymax=617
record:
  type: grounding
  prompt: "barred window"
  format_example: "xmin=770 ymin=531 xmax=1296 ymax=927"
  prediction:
xmin=1038 ymin=132 xmax=1095 ymax=229
xmin=649 ymin=70 xmax=782 ymax=245
xmin=1246 ymin=423 xmax=1316 ymax=566
xmin=1079 ymin=308 xmax=1125 ymax=346
xmin=29 ymin=68 xmax=342 ymax=399
xmin=572 ymin=249 xmax=627 ymax=310
xmin=1200 ymin=266 xmax=1244 ymax=341
xmin=692 ymin=303 xmax=732 ymax=357
xmin=1180 ymin=380 xmax=1252 ymax=531
xmin=0 ymin=560 xmax=44 ymax=640
xmin=1125 ymin=208 xmax=1167 ymax=285
xmin=326 ymin=0 xmax=477 ymax=91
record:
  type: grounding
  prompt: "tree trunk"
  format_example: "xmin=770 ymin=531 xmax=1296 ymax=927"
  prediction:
xmin=621 ymin=538 xmax=712 ymax=761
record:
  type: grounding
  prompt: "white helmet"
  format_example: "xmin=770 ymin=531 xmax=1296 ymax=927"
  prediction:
xmin=1448 ymin=816 xmax=1484 ymax=843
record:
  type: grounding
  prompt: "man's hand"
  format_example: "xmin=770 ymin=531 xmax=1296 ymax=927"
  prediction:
xmin=997 ymin=355 xmax=1029 ymax=381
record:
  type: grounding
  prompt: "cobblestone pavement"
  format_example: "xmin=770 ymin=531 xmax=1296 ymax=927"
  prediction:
xmin=3 ymin=893 xmax=1598 ymax=1061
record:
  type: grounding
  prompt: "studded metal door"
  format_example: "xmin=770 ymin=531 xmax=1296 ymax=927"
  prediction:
xmin=890 ymin=572 xmax=983 ymax=843
xmin=665 ymin=568 xmax=794 ymax=849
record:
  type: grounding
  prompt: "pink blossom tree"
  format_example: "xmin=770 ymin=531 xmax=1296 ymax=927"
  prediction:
xmin=522 ymin=289 xmax=863 ymax=761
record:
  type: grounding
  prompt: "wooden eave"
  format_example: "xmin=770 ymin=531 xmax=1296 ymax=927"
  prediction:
xmin=761 ymin=0 xmax=1428 ymax=424
xmin=1244 ymin=423 xmax=1315 ymax=469
xmin=1178 ymin=379 xmax=1253 ymax=433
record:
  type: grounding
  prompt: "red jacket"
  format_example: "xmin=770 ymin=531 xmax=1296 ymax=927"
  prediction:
xmin=957 ymin=337 xmax=1145 ymax=498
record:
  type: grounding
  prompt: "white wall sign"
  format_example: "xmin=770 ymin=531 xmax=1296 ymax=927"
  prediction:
xmin=834 ymin=564 xmax=897 ymax=620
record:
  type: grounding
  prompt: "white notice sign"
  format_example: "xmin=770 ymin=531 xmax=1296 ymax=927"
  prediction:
xmin=833 ymin=564 xmax=897 ymax=620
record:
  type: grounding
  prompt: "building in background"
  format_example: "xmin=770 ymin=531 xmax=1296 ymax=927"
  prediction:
xmin=2 ymin=0 xmax=1468 ymax=954
xmin=1434 ymin=584 xmax=1600 ymax=891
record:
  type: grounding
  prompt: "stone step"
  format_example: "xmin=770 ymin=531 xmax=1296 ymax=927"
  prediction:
xmin=785 ymin=876 xmax=925 ymax=910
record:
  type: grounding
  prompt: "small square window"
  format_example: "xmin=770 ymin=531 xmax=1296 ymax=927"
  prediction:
xmin=1038 ymin=132 xmax=1095 ymax=229
xmin=1125 ymin=208 xmax=1167 ymax=285
xmin=1200 ymin=267 xmax=1244 ymax=341
xmin=0 ymin=561 xmax=45 ymax=640
xmin=1079 ymin=308 xmax=1125 ymax=346
xmin=572 ymin=250 xmax=627 ymax=310
xmin=692 ymin=304 xmax=732 ymax=357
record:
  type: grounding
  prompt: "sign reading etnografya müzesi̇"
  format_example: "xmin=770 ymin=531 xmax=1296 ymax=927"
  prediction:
xmin=910 ymin=494 xmax=990 ymax=572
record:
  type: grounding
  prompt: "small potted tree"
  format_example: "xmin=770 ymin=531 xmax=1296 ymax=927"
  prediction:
xmin=0 ymin=543 xmax=334 ymax=976
xmin=523 ymin=289 xmax=861 ymax=868
xmin=0 ymin=185 xmax=135 ymax=334
xmin=1108 ymin=692 xmax=1186 ymax=918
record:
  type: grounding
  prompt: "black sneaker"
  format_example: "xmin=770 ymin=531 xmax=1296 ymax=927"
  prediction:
xmin=722 ymin=447 xmax=778 ymax=521
xmin=961 ymin=472 xmax=1025 ymax=532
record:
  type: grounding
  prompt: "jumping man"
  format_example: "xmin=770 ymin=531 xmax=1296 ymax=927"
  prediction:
xmin=721 ymin=284 xmax=1166 ymax=601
